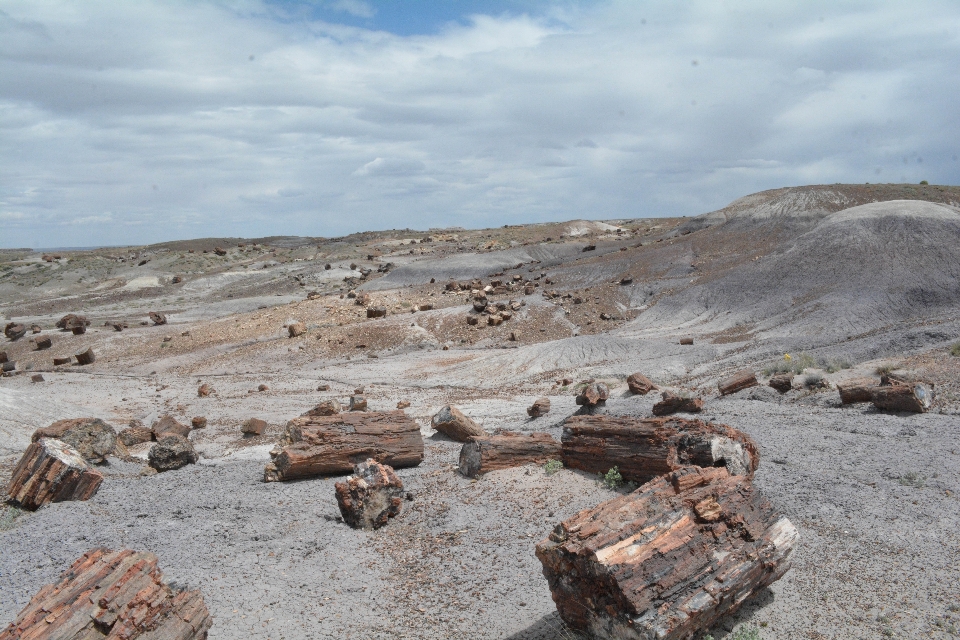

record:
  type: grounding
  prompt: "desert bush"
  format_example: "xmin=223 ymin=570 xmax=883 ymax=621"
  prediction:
xmin=803 ymin=372 xmax=828 ymax=389
xmin=899 ymin=471 xmax=926 ymax=488
xmin=821 ymin=358 xmax=852 ymax=373
xmin=765 ymin=352 xmax=817 ymax=375
xmin=875 ymin=363 xmax=901 ymax=376
xmin=601 ymin=466 xmax=623 ymax=490
xmin=0 ymin=504 xmax=25 ymax=532
xmin=950 ymin=342 xmax=960 ymax=357
xmin=543 ymin=459 xmax=563 ymax=475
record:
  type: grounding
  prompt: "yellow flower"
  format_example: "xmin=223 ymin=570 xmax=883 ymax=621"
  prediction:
xmin=784 ymin=353 xmax=792 ymax=361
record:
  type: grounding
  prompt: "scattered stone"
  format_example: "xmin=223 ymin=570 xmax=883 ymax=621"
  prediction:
xmin=561 ymin=377 xmax=573 ymax=386
xmin=488 ymin=314 xmax=503 ymax=326
xmin=626 ymin=372 xmax=657 ymax=395
xmin=152 ymin=415 xmax=191 ymax=439
xmin=367 ymin=307 xmax=387 ymax=318
xmin=53 ymin=356 xmax=71 ymax=366
xmin=397 ymin=400 xmax=411 ymax=409
xmin=4 ymin=323 xmax=26 ymax=341
xmin=258 ymin=383 xmax=269 ymax=391
xmin=30 ymin=374 xmax=44 ymax=383
xmin=582 ymin=244 xmax=596 ymax=251
xmin=172 ymin=275 xmax=183 ymax=283
xmin=7 ymin=438 xmax=104 ymax=510
xmin=354 ymin=385 xmax=365 ymax=394
xmin=197 ymin=383 xmax=213 ymax=397
xmin=317 ymin=383 xmax=330 ymax=391
xmin=32 ymin=417 xmax=119 ymax=464
xmin=264 ymin=411 xmax=424 ymax=481
xmin=417 ymin=303 xmax=433 ymax=311
xmin=467 ymin=316 xmax=479 ymax=325
xmin=288 ymin=322 xmax=306 ymax=337
xmin=191 ymin=416 xmax=207 ymax=429
xmin=473 ymin=299 xmax=488 ymax=312
xmin=679 ymin=336 xmax=694 ymax=345
xmin=575 ymin=382 xmax=609 ymax=406
xmin=718 ymin=369 xmax=759 ymax=395
xmin=214 ymin=246 xmax=227 ymax=255
xmin=355 ymin=292 xmax=371 ymax=306
xmin=431 ymin=406 xmax=488 ymax=442
xmin=119 ymin=426 xmax=154 ymax=446
xmin=536 ymin=466 xmax=797 ymax=640
xmin=30 ymin=325 xmax=41 ymax=334
xmin=149 ymin=434 xmax=199 ymax=471
xmin=349 ymin=395 xmax=368 ymax=411
xmin=162 ymin=336 xmax=172 ymax=342
xmin=509 ymin=331 xmax=519 ymax=341
xmin=769 ymin=373 xmax=795 ymax=393
xmin=75 ymin=347 xmax=95 ymax=365
xmin=459 ymin=432 xmax=561 ymax=478
xmin=32 ymin=335 xmax=52 ymax=350
xmin=599 ymin=313 xmax=612 ymax=321
xmin=335 ymin=459 xmax=405 ymax=530
xmin=652 ymin=390 xmax=705 ymax=416
xmin=0 ymin=351 xmax=6 ymax=363
xmin=112 ymin=323 xmax=124 ymax=331
xmin=149 ymin=311 xmax=167 ymax=325
xmin=527 ymin=397 xmax=551 ymax=418
xmin=307 ymin=290 xmax=322 ymax=299
xmin=242 ymin=418 xmax=269 ymax=436
xmin=306 ymin=399 xmax=341 ymax=416
xmin=619 ymin=276 xmax=633 ymax=285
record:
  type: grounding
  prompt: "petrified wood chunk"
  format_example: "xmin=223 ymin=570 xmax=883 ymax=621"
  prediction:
xmin=335 ymin=459 xmax=404 ymax=530
xmin=768 ymin=374 xmax=794 ymax=393
xmin=264 ymin=411 xmax=424 ymax=482
xmin=149 ymin=311 xmax=167 ymax=325
xmin=33 ymin=335 xmax=52 ymax=350
xmin=197 ymin=383 xmax=213 ymax=397
xmin=75 ymin=347 xmax=96 ymax=365
xmin=288 ymin=322 xmax=306 ymax=337
xmin=366 ymin=307 xmax=387 ymax=318
xmin=307 ymin=399 xmax=341 ymax=416
xmin=32 ymin=417 xmax=119 ymax=464
xmin=0 ymin=547 xmax=212 ymax=639
xmin=57 ymin=314 xmax=90 ymax=330
xmin=626 ymin=373 xmax=657 ymax=395
xmin=679 ymin=336 xmax=694 ymax=345
xmin=149 ymin=434 xmax=198 ymax=472
xmin=576 ymin=382 xmax=610 ymax=406
xmin=458 ymin=432 xmax=561 ymax=478
xmin=7 ymin=439 xmax=103 ymax=510
xmin=718 ymin=369 xmax=758 ymax=395
xmin=871 ymin=383 xmax=932 ymax=413
xmin=561 ymin=415 xmax=759 ymax=484
xmin=191 ymin=416 xmax=207 ymax=429
xmin=4 ymin=323 xmax=26 ymax=341
xmin=152 ymin=415 xmax=191 ymax=439
xmin=348 ymin=395 xmax=368 ymax=411
xmin=53 ymin=356 xmax=71 ymax=366
xmin=536 ymin=466 xmax=798 ymax=640
xmin=652 ymin=391 xmax=704 ymax=416
xmin=0 ymin=351 xmax=6 ymax=363
xmin=527 ymin=397 xmax=551 ymax=418
xmin=431 ymin=406 xmax=487 ymax=442
xmin=119 ymin=426 xmax=154 ymax=446
xmin=242 ymin=418 xmax=268 ymax=436
xmin=837 ymin=378 xmax=878 ymax=404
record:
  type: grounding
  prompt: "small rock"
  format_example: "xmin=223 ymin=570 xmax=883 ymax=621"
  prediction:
xmin=30 ymin=374 xmax=44 ymax=383
xmin=317 ymin=384 xmax=331 ymax=391
xmin=191 ymin=416 xmax=207 ymax=429
xmin=118 ymin=426 xmax=154 ymax=446
xmin=576 ymin=383 xmax=609 ymax=406
xmin=75 ymin=348 xmax=96 ymax=366
xmin=33 ymin=336 xmax=52 ymax=350
xmin=149 ymin=312 xmax=167 ymax=325
xmin=148 ymin=435 xmax=198 ymax=471
xmin=367 ymin=307 xmax=387 ymax=318
xmin=152 ymin=415 xmax=190 ymax=439
xmin=335 ymin=459 xmax=404 ymax=530
xmin=288 ymin=322 xmax=306 ymax=337
xmin=397 ymin=400 xmax=411 ymax=409
xmin=258 ymin=384 xmax=269 ymax=392
xmin=349 ymin=395 xmax=368 ymax=411
xmin=197 ymin=383 xmax=213 ymax=397
xmin=527 ymin=397 xmax=551 ymax=418
xmin=626 ymin=372 xmax=657 ymax=395
xmin=53 ymin=356 xmax=71 ymax=366
xmin=242 ymin=418 xmax=269 ymax=436
xmin=307 ymin=399 xmax=341 ymax=416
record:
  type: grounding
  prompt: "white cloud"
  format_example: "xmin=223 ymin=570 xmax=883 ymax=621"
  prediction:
xmin=1 ymin=1 xmax=959 ymax=247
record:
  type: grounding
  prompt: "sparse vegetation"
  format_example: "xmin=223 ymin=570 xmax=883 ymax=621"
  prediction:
xmin=899 ymin=471 xmax=926 ymax=488
xmin=544 ymin=459 xmax=563 ymax=475
xmin=950 ymin=342 xmax=960 ymax=357
xmin=0 ymin=503 xmax=26 ymax=532
xmin=803 ymin=372 xmax=827 ymax=389
xmin=765 ymin=352 xmax=853 ymax=376
xmin=875 ymin=363 xmax=901 ymax=376
xmin=601 ymin=466 xmax=623 ymax=489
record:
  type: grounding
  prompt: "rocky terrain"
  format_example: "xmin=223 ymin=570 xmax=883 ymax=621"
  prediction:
xmin=2 ymin=183 xmax=959 ymax=639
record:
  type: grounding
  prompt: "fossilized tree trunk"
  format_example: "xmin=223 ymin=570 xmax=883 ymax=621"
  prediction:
xmin=652 ymin=391 xmax=704 ymax=416
xmin=837 ymin=378 xmax=878 ymax=404
xmin=871 ymin=382 xmax=932 ymax=413
xmin=718 ymin=369 xmax=758 ymax=395
xmin=7 ymin=438 xmax=104 ymax=510
xmin=458 ymin=432 xmax=561 ymax=478
xmin=335 ymin=459 xmax=404 ymax=530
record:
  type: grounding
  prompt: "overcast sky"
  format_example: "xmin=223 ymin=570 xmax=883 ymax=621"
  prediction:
xmin=2 ymin=1 xmax=959 ymax=248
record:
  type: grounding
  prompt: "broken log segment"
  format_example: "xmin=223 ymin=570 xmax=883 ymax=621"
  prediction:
xmin=75 ymin=347 xmax=95 ymax=365
xmin=0 ymin=547 xmax=213 ymax=640
xmin=458 ymin=432 xmax=561 ymax=478
xmin=335 ymin=459 xmax=404 ymax=530
xmin=32 ymin=417 xmax=119 ymax=464
xmin=536 ymin=466 xmax=798 ymax=640
xmin=871 ymin=383 xmax=932 ymax=413
xmin=431 ymin=406 xmax=487 ymax=442
xmin=265 ymin=411 xmax=424 ymax=482
xmin=575 ymin=382 xmax=609 ymax=406
xmin=768 ymin=373 xmax=794 ymax=393
xmin=7 ymin=438 xmax=104 ymax=510
xmin=626 ymin=372 xmax=657 ymax=395
xmin=526 ymin=397 xmax=551 ymax=418
xmin=148 ymin=434 xmax=198 ymax=472
xmin=652 ymin=390 xmax=704 ymax=416
xmin=837 ymin=378 xmax=879 ymax=404
xmin=718 ymin=369 xmax=758 ymax=395
xmin=561 ymin=415 xmax=759 ymax=484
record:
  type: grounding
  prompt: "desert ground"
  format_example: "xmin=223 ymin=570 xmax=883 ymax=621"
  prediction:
xmin=1 ymin=183 xmax=959 ymax=639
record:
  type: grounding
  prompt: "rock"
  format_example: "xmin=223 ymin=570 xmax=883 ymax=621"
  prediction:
xmin=718 ymin=369 xmax=759 ymax=395
xmin=112 ymin=323 xmax=124 ymax=331
xmin=148 ymin=434 xmax=198 ymax=471
xmin=4 ymin=323 xmax=26 ymax=341
xmin=172 ymin=275 xmax=183 ymax=283
xmin=7 ymin=438 xmax=104 ymax=510
xmin=258 ymin=383 xmax=269 ymax=391
xmin=53 ymin=356 xmax=71 ymax=366
xmin=191 ymin=416 xmax=207 ymax=429
xmin=652 ymin=390 xmax=704 ymax=416
xmin=575 ymin=382 xmax=609 ymax=406
xmin=317 ymin=383 xmax=331 ymax=391
xmin=467 ymin=316 xmax=479 ymax=325
xmin=30 ymin=374 xmax=44 ymax=383
xmin=367 ymin=307 xmax=387 ymax=318
xmin=354 ymin=386 xmax=365 ymax=394
xmin=1 ymin=361 xmax=16 ymax=373
xmin=619 ymin=276 xmax=633 ymax=285
xmin=473 ymin=299 xmax=488 ymax=312
xmin=56 ymin=314 xmax=90 ymax=331
xmin=214 ymin=246 xmax=227 ymax=255
xmin=152 ymin=415 xmax=191 ymax=439
xmin=871 ymin=383 xmax=933 ymax=413
xmin=149 ymin=311 xmax=167 ymax=325
xmin=242 ymin=418 xmax=269 ymax=436
xmin=397 ymin=400 xmax=411 ymax=409
xmin=197 ymin=383 xmax=213 ymax=397
xmin=769 ymin=374 xmax=795 ymax=393
xmin=32 ymin=418 xmax=119 ymax=464
xmin=431 ymin=406 xmax=488 ymax=442
xmin=679 ymin=336 xmax=694 ymax=345
xmin=265 ymin=411 xmax=425 ymax=481
xmin=527 ymin=397 xmax=551 ymax=418
xmin=0 ymin=351 xmax=6 ymax=363
xmin=30 ymin=325 xmax=41 ymax=334
xmin=75 ymin=347 xmax=96 ymax=365
xmin=307 ymin=399 xmax=341 ymax=416
xmin=561 ymin=414 xmax=759 ymax=484
xmin=349 ymin=395 xmax=368 ymax=411
xmin=288 ymin=322 xmax=306 ymax=337
xmin=307 ymin=290 xmax=322 ymax=299
xmin=32 ymin=335 xmax=52 ymax=350
xmin=487 ymin=314 xmax=503 ymax=326
xmin=626 ymin=372 xmax=657 ymax=395
xmin=119 ymin=426 xmax=154 ymax=446
xmin=582 ymin=244 xmax=596 ymax=251
xmin=335 ymin=459 xmax=404 ymax=530
xmin=536 ymin=466 xmax=797 ymax=640
xmin=0 ymin=548 xmax=212 ymax=639
xmin=458 ymin=432 xmax=561 ymax=478
xmin=355 ymin=292 xmax=371 ymax=306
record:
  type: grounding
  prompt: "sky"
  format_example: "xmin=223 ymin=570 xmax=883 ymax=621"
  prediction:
xmin=1 ymin=1 xmax=959 ymax=248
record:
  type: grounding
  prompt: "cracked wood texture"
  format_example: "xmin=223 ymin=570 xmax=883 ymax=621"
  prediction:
xmin=536 ymin=466 xmax=798 ymax=640
xmin=335 ymin=459 xmax=404 ymax=529
xmin=871 ymin=382 xmax=932 ymax=412
xmin=458 ymin=432 xmax=561 ymax=478
xmin=561 ymin=415 xmax=759 ymax=484
xmin=264 ymin=410 xmax=424 ymax=481
xmin=7 ymin=438 xmax=104 ymax=510
xmin=0 ymin=547 xmax=212 ymax=640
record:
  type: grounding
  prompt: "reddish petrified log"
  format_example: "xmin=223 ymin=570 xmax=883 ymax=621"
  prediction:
xmin=431 ymin=406 xmax=487 ymax=442
xmin=149 ymin=311 xmax=167 ymax=325
xmin=536 ymin=466 xmax=798 ymax=640
xmin=626 ymin=373 xmax=657 ymax=395
xmin=768 ymin=374 xmax=794 ymax=393
xmin=4 ymin=323 xmax=26 ymax=341
xmin=458 ymin=432 xmax=561 ymax=478
xmin=33 ymin=335 xmax=52 ymax=350
xmin=0 ymin=547 xmax=213 ymax=639
xmin=652 ymin=391 xmax=704 ymax=416
xmin=32 ymin=417 xmax=118 ymax=464
xmin=335 ymin=459 xmax=404 ymax=530
xmin=152 ymin=415 xmax=191 ymax=439
xmin=871 ymin=382 xmax=932 ymax=413
xmin=527 ymin=397 xmax=551 ymax=418
xmin=718 ymin=369 xmax=758 ymax=395
xmin=241 ymin=418 xmax=268 ymax=436
xmin=264 ymin=411 xmax=424 ymax=481
xmin=561 ymin=415 xmax=759 ymax=484
xmin=75 ymin=348 xmax=95 ymax=365
xmin=837 ymin=378 xmax=879 ymax=404
xmin=576 ymin=382 xmax=609 ymax=406
xmin=7 ymin=438 xmax=104 ymax=510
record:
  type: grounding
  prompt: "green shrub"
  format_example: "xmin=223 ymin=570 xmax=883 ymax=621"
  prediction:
xmin=602 ymin=466 xmax=623 ymax=489
xmin=821 ymin=358 xmax=852 ymax=373
xmin=950 ymin=342 xmax=960 ymax=357
xmin=0 ymin=504 xmax=25 ymax=532
xmin=899 ymin=471 xmax=926 ymax=488
xmin=544 ymin=459 xmax=563 ymax=475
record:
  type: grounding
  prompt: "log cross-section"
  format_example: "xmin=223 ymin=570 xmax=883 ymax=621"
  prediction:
xmin=7 ymin=438 xmax=104 ymax=510
xmin=264 ymin=411 xmax=424 ymax=481
xmin=458 ymin=432 xmax=561 ymax=478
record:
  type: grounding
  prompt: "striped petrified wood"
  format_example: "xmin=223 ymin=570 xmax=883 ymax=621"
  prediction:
xmin=458 ymin=432 xmax=561 ymax=478
xmin=264 ymin=410 xmax=424 ymax=481
xmin=0 ymin=547 xmax=212 ymax=639
xmin=7 ymin=438 xmax=104 ymax=510
xmin=536 ymin=466 xmax=798 ymax=640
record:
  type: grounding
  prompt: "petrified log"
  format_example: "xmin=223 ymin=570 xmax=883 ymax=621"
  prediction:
xmin=349 ymin=395 xmax=368 ymax=411
xmin=53 ymin=356 xmax=71 ymax=366
xmin=119 ymin=426 xmax=154 ymax=446
xmin=652 ymin=390 xmax=704 ymax=416
xmin=288 ymin=322 xmax=306 ymax=337
xmin=264 ymin=411 xmax=424 ymax=482
xmin=626 ymin=373 xmax=657 ymax=395
xmin=0 ymin=547 xmax=212 ymax=640
xmin=367 ymin=307 xmax=387 ymax=318
xmin=33 ymin=335 xmax=52 ymax=350
xmin=431 ymin=406 xmax=487 ymax=442
xmin=32 ymin=418 xmax=119 ymax=464
xmin=561 ymin=415 xmax=759 ymax=484
xmin=153 ymin=415 xmax=191 ymax=439
xmin=307 ymin=399 xmax=341 ymax=416
xmin=679 ymin=336 xmax=694 ymax=345
xmin=718 ymin=369 xmax=758 ymax=395
xmin=148 ymin=434 xmax=198 ymax=472
xmin=7 ymin=439 xmax=104 ymax=510
xmin=576 ymin=382 xmax=609 ymax=406
xmin=837 ymin=378 xmax=878 ymax=404
xmin=871 ymin=383 xmax=932 ymax=413
xmin=458 ymin=432 xmax=561 ymax=478
xmin=57 ymin=314 xmax=90 ymax=330
xmin=242 ymin=418 xmax=268 ymax=436
xmin=149 ymin=311 xmax=167 ymax=325
xmin=4 ymin=323 xmax=26 ymax=341
xmin=0 ymin=351 xmax=6 ymax=363
xmin=768 ymin=374 xmax=794 ymax=393
xmin=75 ymin=347 xmax=95 ymax=365
xmin=335 ymin=459 xmax=404 ymax=530
xmin=536 ymin=466 xmax=798 ymax=640
xmin=527 ymin=397 xmax=551 ymax=418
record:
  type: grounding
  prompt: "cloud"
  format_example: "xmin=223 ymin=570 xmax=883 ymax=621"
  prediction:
xmin=327 ymin=0 xmax=375 ymax=19
xmin=0 ymin=0 xmax=958 ymax=247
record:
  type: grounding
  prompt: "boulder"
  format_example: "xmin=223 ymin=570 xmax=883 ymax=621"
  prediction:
xmin=527 ymin=397 xmax=551 ymax=418
xmin=335 ymin=459 xmax=404 ymax=530
xmin=148 ymin=434 xmax=198 ymax=471
xmin=32 ymin=417 xmax=119 ymax=464
xmin=626 ymin=372 xmax=657 ymax=395
xmin=7 ymin=438 xmax=104 ymax=510
xmin=431 ymin=406 xmax=487 ymax=442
